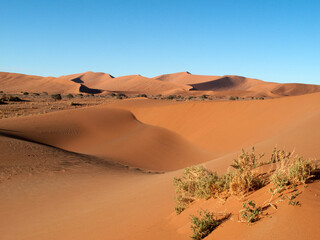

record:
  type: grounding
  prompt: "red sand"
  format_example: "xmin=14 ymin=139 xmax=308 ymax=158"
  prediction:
xmin=0 ymin=72 xmax=320 ymax=240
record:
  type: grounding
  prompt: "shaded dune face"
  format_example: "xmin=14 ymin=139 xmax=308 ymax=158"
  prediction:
xmin=0 ymin=107 xmax=212 ymax=171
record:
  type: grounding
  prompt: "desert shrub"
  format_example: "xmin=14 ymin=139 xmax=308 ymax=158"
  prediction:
xmin=240 ymin=200 xmax=262 ymax=223
xmin=66 ymin=93 xmax=74 ymax=99
xmin=136 ymin=94 xmax=147 ymax=98
xmin=173 ymin=166 xmax=233 ymax=214
xmin=51 ymin=94 xmax=62 ymax=100
xmin=166 ymin=95 xmax=176 ymax=100
xmin=174 ymin=166 xmax=218 ymax=214
xmin=23 ymin=92 xmax=29 ymax=95
xmin=115 ymin=93 xmax=127 ymax=99
xmin=270 ymin=147 xmax=291 ymax=164
xmin=1 ymin=96 xmax=23 ymax=102
xmin=229 ymin=147 xmax=265 ymax=194
xmin=42 ymin=92 xmax=48 ymax=95
xmin=200 ymin=95 xmax=208 ymax=99
xmin=270 ymin=151 xmax=314 ymax=193
xmin=190 ymin=210 xmax=221 ymax=240
xmin=229 ymin=96 xmax=236 ymax=100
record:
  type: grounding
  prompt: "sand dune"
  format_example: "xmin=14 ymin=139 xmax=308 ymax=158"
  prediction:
xmin=1 ymin=71 xmax=320 ymax=97
xmin=107 ymin=92 xmax=320 ymax=157
xmin=1 ymin=77 xmax=320 ymax=239
xmin=0 ymin=106 xmax=212 ymax=171
xmin=152 ymin=71 xmax=221 ymax=84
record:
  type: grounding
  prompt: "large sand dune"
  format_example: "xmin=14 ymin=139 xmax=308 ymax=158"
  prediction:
xmin=0 ymin=83 xmax=320 ymax=239
xmin=1 ymin=71 xmax=320 ymax=97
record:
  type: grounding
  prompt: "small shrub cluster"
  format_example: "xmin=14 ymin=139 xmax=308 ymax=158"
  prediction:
xmin=190 ymin=210 xmax=221 ymax=240
xmin=270 ymin=152 xmax=314 ymax=193
xmin=229 ymin=96 xmax=239 ymax=100
xmin=174 ymin=148 xmax=265 ymax=214
xmin=0 ymin=96 xmax=23 ymax=102
xmin=51 ymin=94 xmax=62 ymax=100
xmin=173 ymin=166 xmax=218 ymax=214
xmin=240 ymin=200 xmax=262 ymax=223
xmin=136 ymin=94 xmax=148 ymax=98
xmin=229 ymin=147 xmax=265 ymax=194
xmin=66 ymin=93 xmax=74 ymax=99
xmin=112 ymin=93 xmax=127 ymax=99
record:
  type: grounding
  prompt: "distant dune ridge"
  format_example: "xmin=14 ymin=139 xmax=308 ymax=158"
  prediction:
xmin=1 ymin=71 xmax=320 ymax=97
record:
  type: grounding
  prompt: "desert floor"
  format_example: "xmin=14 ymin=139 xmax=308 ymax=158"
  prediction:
xmin=0 ymin=92 xmax=319 ymax=240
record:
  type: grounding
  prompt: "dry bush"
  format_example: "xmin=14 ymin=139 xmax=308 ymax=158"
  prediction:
xmin=173 ymin=166 xmax=233 ymax=214
xmin=229 ymin=147 xmax=265 ymax=194
xmin=270 ymin=150 xmax=314 ymax=193
xmin=173 ymin=166 xmax=218 ymax=214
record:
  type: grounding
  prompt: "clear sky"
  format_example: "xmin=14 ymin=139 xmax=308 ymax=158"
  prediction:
xmin=1 ymin=0 xmax=319 ymax=84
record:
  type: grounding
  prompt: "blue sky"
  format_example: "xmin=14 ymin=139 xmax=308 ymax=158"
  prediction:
xmin=1 ymin=0 xmax=319 ymax=84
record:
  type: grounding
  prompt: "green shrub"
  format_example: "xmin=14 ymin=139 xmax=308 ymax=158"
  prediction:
xmin=190 ymin=210 xmax=221 ymax=240
xmin=240 ymin=200 xmax=262 ymax=223
xmin=51 ymin=94 xmax=62 ymax=100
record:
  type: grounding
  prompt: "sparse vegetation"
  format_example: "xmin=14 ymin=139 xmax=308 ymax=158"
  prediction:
xmin=240 ymin=200 xmax=262 ymax=223
xmin=190 ymin=210 xmax=221 ymax=240
xmin=115 ymin=93 xmax=127 ymax=99
xmin=173 ymin=166 xmax=218 ymax=214
xmin=166 ymin=95 xmax=176 ymax=100
xmin=51 ymin=94 xmax=62 ymax=100
xmin=23 ymin=92 xmax=29 ymax=95
xmin=286 ymin=192 xmax=300 ymax=206
xmin=174 ymin=148 xmax=266 ymax=213
xmin=200 ymin=94 xmax=208 ymax=100
xmin=136 ymin=94 xmax=148 ymax=98
xmin=229 ymin=147 xmax=265 ymax=194
xmin=0 ymin=96 xmax=23 ymax=102
xmin=270 ymin=150 xmax=314 ymax=193
xmin=66 ymin=93 xmax=74 ymax=99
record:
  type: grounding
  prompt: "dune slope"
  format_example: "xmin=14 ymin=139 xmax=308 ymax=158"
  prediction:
xmin=0 ymin=106 xmax=212 ymax=171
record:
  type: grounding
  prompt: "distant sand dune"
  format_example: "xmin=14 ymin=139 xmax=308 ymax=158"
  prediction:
xmin=1 ymin=71 xmax=319 ymax=97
